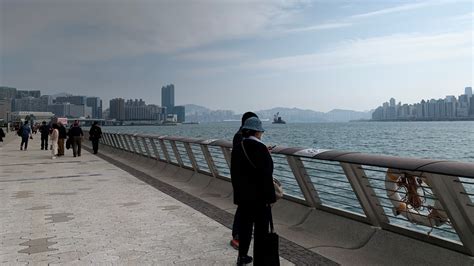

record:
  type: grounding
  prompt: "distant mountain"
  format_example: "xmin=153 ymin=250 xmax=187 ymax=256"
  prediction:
xmin=184 ymin=104 xmax=372 ymax=123
xmin=325 ymin=109 xmax=372 ymax=122
xmin=184 ymin=104 xmax=212 ymax=115
xmin=256 ymin=107 xmax=327 ymax=122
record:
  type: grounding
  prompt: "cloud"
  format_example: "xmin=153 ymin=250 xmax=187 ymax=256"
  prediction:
xmin=175 ymin=50 xmax=246 ymax=61
xmin=0 ymin=0 xmax=308 ymax=62
xmin=350 ymin=1 xmax=443 ymax=19
xmin=283 ymin=22 xmax=352 ymax=33
xmin=246 ymin=30 xmax=473 ymax=72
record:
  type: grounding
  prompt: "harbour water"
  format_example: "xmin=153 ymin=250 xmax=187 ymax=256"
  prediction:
xmin=104 ymin=121 xmax=474 ymax=163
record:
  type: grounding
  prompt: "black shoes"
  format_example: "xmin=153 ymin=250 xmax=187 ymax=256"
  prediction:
xmin=237 ymin=255 xmax=253 ymax=265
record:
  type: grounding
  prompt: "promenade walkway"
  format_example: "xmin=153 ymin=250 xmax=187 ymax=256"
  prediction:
xmin=0 ymin=134 xmax=293 ymax=265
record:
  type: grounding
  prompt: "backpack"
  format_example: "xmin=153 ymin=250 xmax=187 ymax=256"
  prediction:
xmin=17 ymin=126 xmax=23 ymax=136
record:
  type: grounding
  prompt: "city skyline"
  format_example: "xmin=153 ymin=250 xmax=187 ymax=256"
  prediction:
xmin=1 ymin=0 xmax=472 ymax=113
xmin=373 ymin=87 xmax=474 ymax=121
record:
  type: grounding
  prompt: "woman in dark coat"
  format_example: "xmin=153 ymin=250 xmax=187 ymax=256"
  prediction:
xmin=231 ymin=117 xmax=276 ymax=265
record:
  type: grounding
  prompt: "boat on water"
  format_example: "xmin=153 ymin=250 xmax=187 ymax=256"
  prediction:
xmin=272 ymin=112 xmax=286 ymax=124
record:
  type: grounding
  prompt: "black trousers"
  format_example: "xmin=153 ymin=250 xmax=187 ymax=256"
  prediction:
xmin=41 ymin=136 xmax=48 ymax=150
xmin=92 ymin=139 xmax=99 ymax=154
xmin=232 ymin=205 xmax=242 ymax=239
xmin=238 ymin=203 xmax=271 ymax=264
xmin=20 ymin=136 xmax=29 ymax=149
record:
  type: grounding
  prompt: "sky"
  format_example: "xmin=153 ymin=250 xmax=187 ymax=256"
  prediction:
xmin=0 ymin=0 xmax=472 ymax=112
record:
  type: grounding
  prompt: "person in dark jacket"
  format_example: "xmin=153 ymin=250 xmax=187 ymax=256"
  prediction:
xmin=231 ymin=117 xmax=276 ymax=265
xmin=57 ymin=122 xmax=67 ymax=156
xmin=0 ymin=127 xmax=5 ymax=149
xmin=39 ymin=121 xmax=50 ymax=150
xmin=68 ymin=121 xmax=83 ymax=157
xmin=88 ymin=121 xmax=102 ymax=154
xmin=19 ymin=121 xmax=32 ymax=151
xmin=230 ymin=112 xmax=259 ymax=250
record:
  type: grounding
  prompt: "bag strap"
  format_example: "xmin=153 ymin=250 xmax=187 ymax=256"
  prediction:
xmin=268 ymin=205 xmax=275 ymax=233
xmin=241 ymin=141 xmax=256 ymax=168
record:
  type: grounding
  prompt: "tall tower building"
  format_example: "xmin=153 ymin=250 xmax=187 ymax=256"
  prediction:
xmin=161 ymin=84 xmax=175 ymax=112
xmin=465 ymin=87 xmax=472 ymax=97
xmin=109 ymin=98 xmax=125 ymax=121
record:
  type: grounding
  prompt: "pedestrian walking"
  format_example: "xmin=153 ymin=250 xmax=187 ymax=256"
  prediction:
xmin=68 ymin=121 xmax=83 ymax=157
xmin=57 ymin=122 xmax=67 ymax=156
xmin=231 ymin=117 xmax=276 ymax=265
xmin=50 ymin=124 xmax=59 ymax=159
xmin=39 ymin=121 xmax=50 ymax=150
xmin=230 ymin=112 xmax=259 ymax=250
xmin=88 ymin=121 xmax=102 ymax=154
xmin=0 ymin=127 xmax=5 ymax=149
xmin=18 ymin=121 xmax=32 ymax=151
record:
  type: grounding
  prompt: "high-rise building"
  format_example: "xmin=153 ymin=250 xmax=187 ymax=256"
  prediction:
xmin=16 ymin=90 xmax=41 ymax=98
xmin=161 ymin=84 xmax=175 ymax=112
xmin=389 ymin=98 xmax=396 ymax=107
xmin=465 ymin=87 xmax=473 ymax=98
xmin=0 ymin=87 xmax=17 ymax=100
xmin=173 ymin=106 xmax=186 ymax=123
xmin=109 ymin=98 xmax=125 ymax=121
xmin=86 ymin=97 xmax=103 ymax=119
xmin=55 ymin=95 xmax=87 ymax=105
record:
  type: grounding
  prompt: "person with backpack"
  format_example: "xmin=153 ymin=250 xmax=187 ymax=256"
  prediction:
xmin=18 ymin=121 xmax=32 ymax=151
xmin=68 ymin=121 xmax=83 ymax=157
xmin=39 ymin=121 xmax=50 ymax=150
xmin=88 ymin=121 xmax=102 ymax=154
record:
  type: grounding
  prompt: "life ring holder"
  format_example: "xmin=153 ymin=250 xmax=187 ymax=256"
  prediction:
xmin=385 ymin=169 xmax=449 ymax=228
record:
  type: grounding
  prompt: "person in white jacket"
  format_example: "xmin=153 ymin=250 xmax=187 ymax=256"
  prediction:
xmin=50 ymin=123 xmax=59 ymax=159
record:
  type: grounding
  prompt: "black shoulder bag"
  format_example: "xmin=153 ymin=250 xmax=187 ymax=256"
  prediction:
xmin=264 ymin=206 xmax=280 ymax=265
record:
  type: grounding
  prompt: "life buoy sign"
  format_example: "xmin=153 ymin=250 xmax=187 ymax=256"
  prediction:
xmin=385 ymin=169 xmax=448 ymax=227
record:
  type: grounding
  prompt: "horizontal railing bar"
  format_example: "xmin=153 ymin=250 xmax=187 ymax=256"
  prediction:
xmin=368 ymin=185 xmax=438 ymax=198
xmin=383 ymin=214 xmax=457 ymax=235
xmin=312 ymin=182 xmax=356 ymax=193
xmin=454 ymin=180 xmax=474 ymax=185
xmin=322 ymin=200 xmax=364 ymax=211
xmin=374 ymin=195 xmax=445 ymax=212
xmin=318 ymin=191 xmax=359 ymax=201
xmin=309 ymin=174 xmax=351 ymax=184
xmin=360 ymin=167 xmax=388 ymax=173
xmin=301 ymin=159 xmax=341 ymax=167
xmin=306 ymin=168 xmax=346 ymax=176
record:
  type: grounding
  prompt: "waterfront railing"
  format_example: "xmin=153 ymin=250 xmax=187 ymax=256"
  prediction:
xmin=99 ymin=132 xmax=474 ymax=256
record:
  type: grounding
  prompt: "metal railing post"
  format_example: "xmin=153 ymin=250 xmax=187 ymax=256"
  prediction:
xmin=286 ymin=156 xmax=321 ymax=208
xmin=170 ymin=140 xmax=184 ymax=167
xmin=134 ymin=135 xmax=146 ymax=155
xmin=101 ymin=133 xmax=109 ymax=146
xmin=141 ymin=137 xmax=152 ymax=158
xmin=340 ymin=163 xmax=389 ymax=227
xmin=184 ymin=143 xmax=199 ymax=172
xmin=221 ymin=147 xmax=232 ymax=169
xmin=117 ymin=134 xmax=127 ymax=151
xmin=149 ymin=137 xmax=161 ymax=160
xmin=200 ymin=143 xmax=219 ymax=178
xmin=158 ymin=137 xmax=171 ymax=163
xmin=126 ymin=134 xmax=139 ymax=154
xmin=111 ymin=133 xmax=120 ymax=149
xmin=105 ymin=133 xmax=112 ymax=146
xmin=428 ymin=174 xmax=474 ymax=255
xmin=120 ymin=134 xmax=132 ymax=152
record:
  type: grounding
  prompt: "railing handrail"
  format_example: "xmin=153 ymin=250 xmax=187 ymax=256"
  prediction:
xmin=98 ymin=131 xmax=474 ymax=256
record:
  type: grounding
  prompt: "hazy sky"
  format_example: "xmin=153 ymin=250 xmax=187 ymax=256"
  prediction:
xmin=1 ymin=0 xmax=472 ymax=112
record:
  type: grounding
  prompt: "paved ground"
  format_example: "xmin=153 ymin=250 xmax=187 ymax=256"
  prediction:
xmin=0 ymin=134 xmax=293 ymax=265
